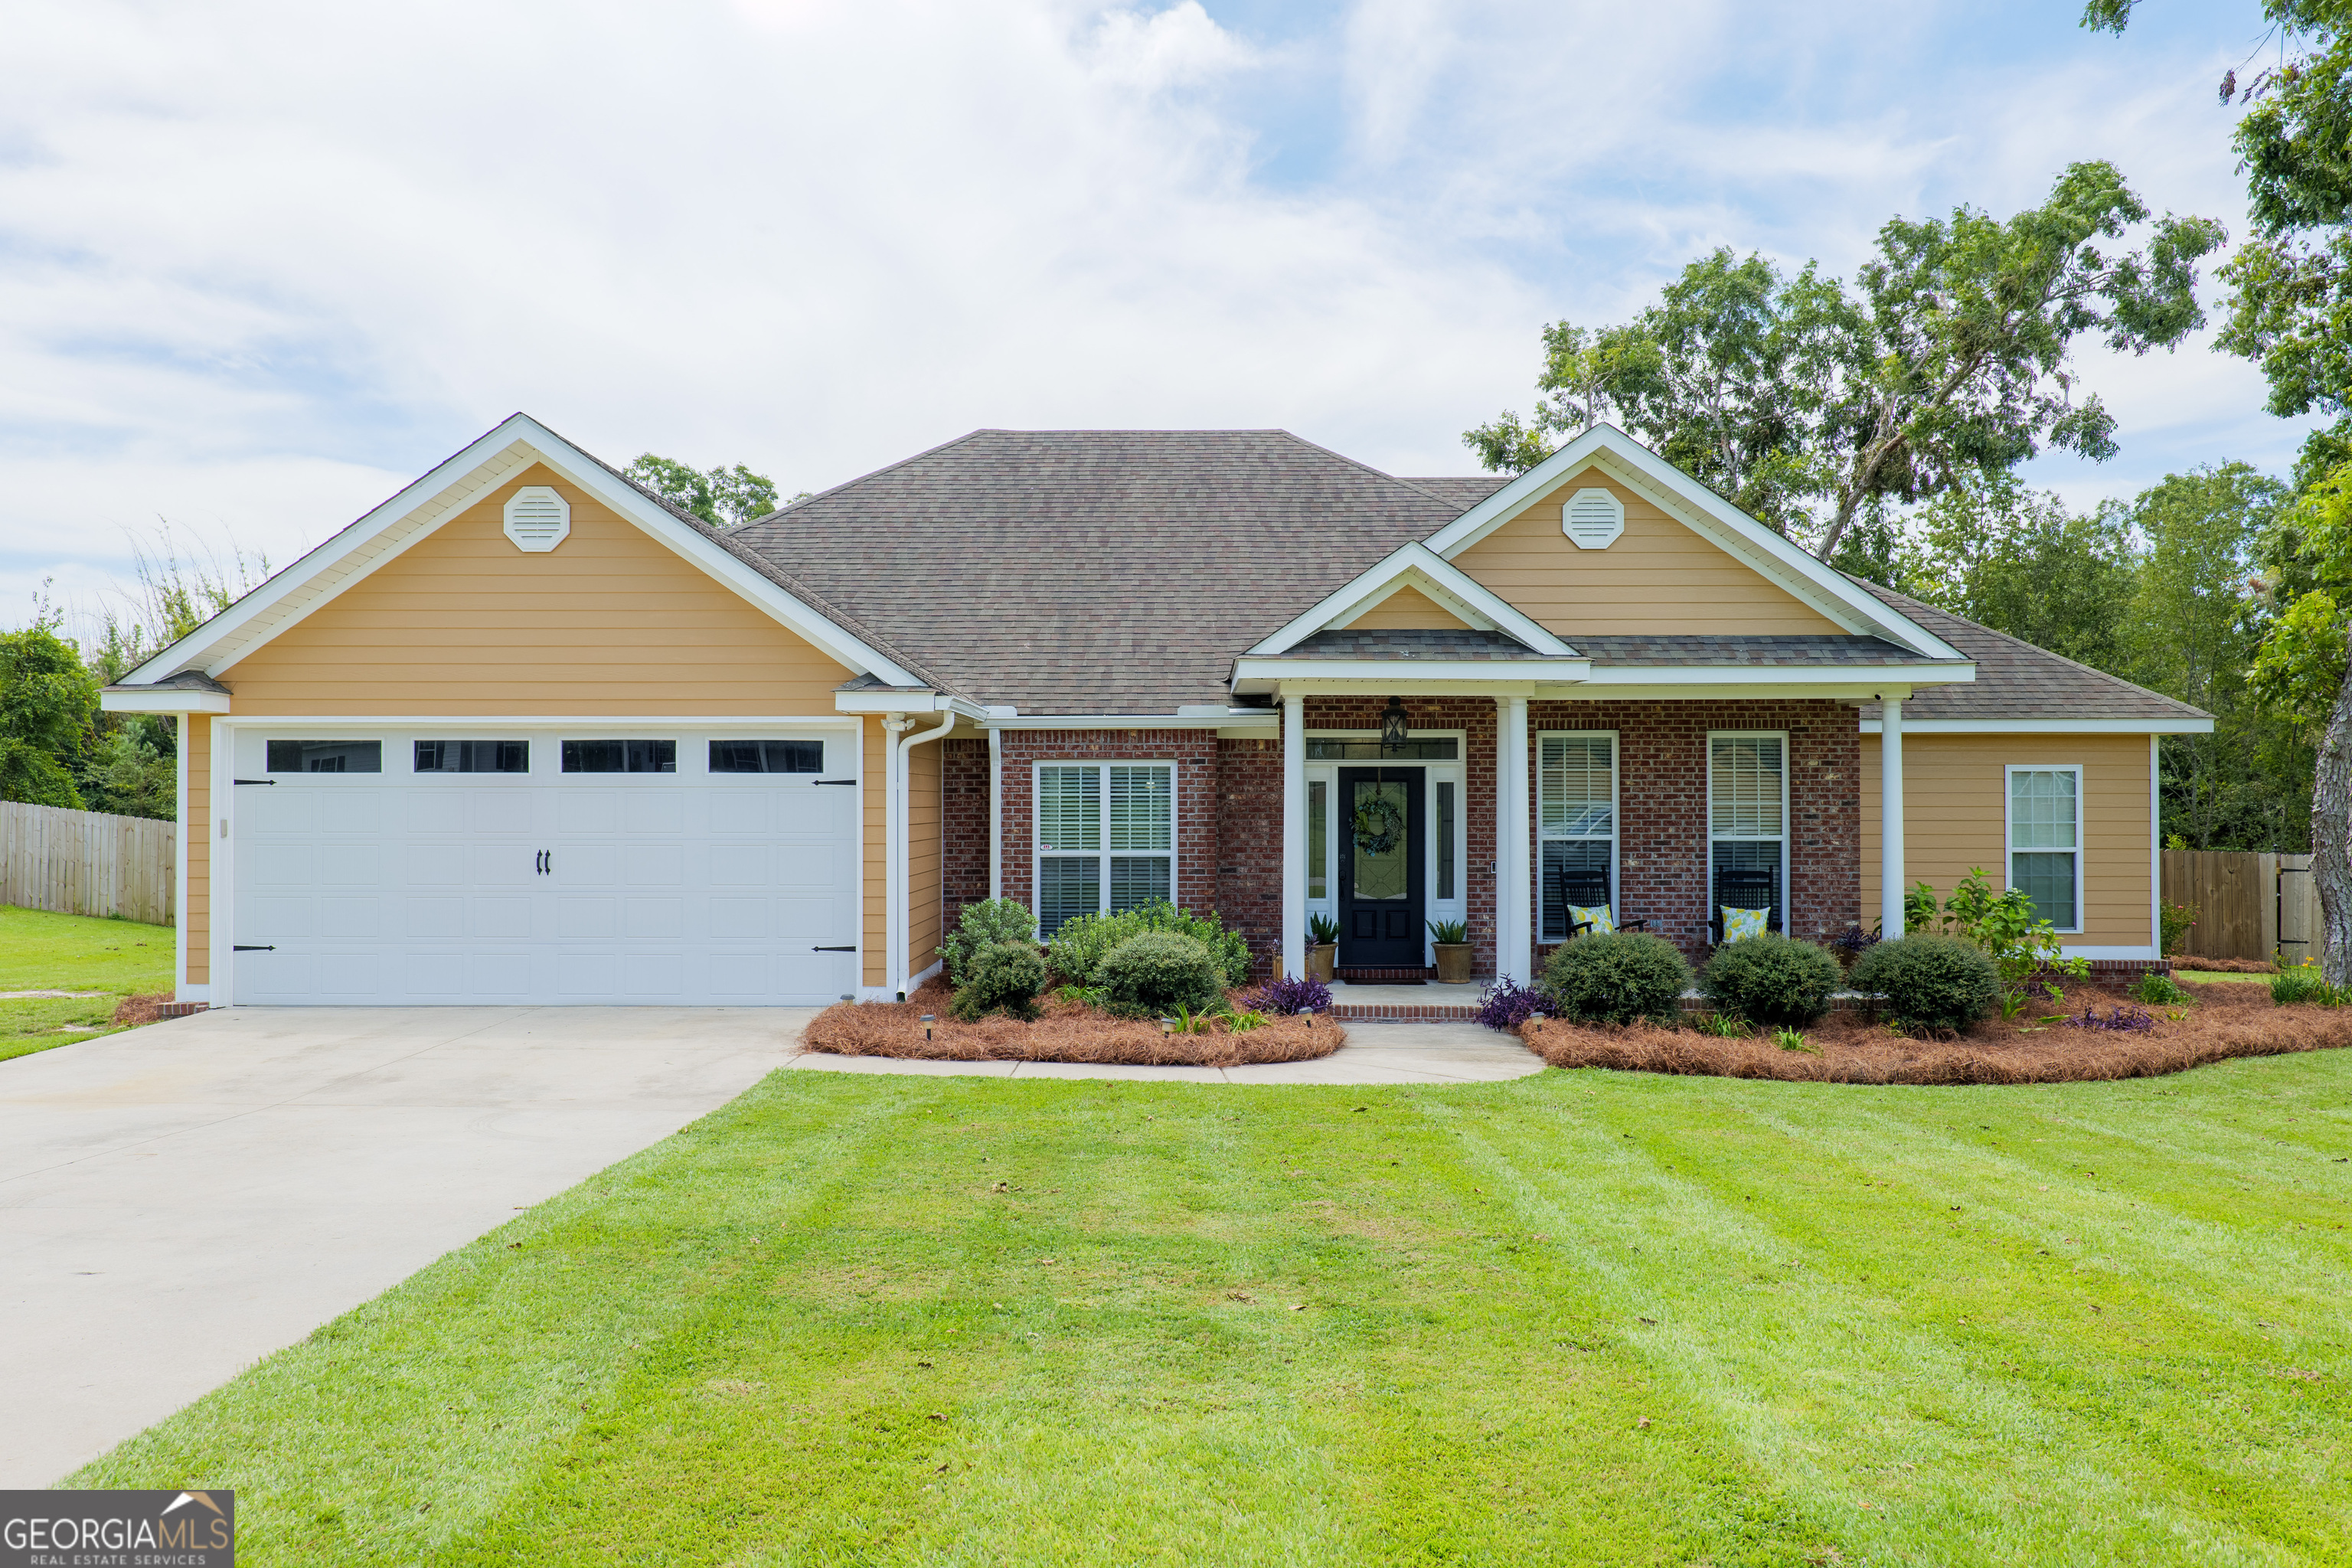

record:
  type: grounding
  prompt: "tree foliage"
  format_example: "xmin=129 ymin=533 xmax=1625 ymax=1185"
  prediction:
xmin=0 ymin=626 xmax=100 ymax=809
xmin=624 ymin=455 xmax=786 ymax=527
xmin=1468 ymin=165 xmax=2224 ymax=559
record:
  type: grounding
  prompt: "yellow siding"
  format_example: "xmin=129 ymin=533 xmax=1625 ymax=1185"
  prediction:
xmin=907 ymin=734 xmax=942 ymax=981
xmin=1861 ymin=733 xmax=2153 ymax=948
xmin=1351 ymin=585 xmax=1469 ymax=631
xmin=217 ymin=464 xmax=856 ymax=715
xmin=1452 ymin=469 xmax=1844 ymax=636
xmin=186 ymin=716 xmax=211 ymax=986
xmin=864 ymin=717 xmax=887 ymax=988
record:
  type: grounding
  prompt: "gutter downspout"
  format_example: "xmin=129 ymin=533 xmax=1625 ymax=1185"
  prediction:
xmin=893 ymin=709 xmax=958 ymax=995
xmin=988 ymin=724 xmax=1003 ymax=902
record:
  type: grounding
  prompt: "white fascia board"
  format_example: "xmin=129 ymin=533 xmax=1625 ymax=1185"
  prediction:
xmin=1258 ymin=677 xmax=1542 ymax=698
xmin=1420 ymin=426 xmax=1965 ymax=660
xmin=126 ymin=413 xmax=923 ymax=691
xmin=1537 ymin=681 xmax=1913 ymax=702
xmin=1579 ymin=662 xmax=1972 ymax=688
xmin=101 ymin=688 xmax=231 ymax=714
xmin=1234 ymin=658 xmax=1588 ymax=685
xmin=209 ymin=713 xmax=861 ymax=728
xmin=988 ymin=713 xmax=1279 ymax=730
xmin=1857 ymin=716 xmax=2214 ymax=735
xmin=1243 ymin=543 xmax=1575 ymax=658
xmin=832 ymin=689 xmax=943 ymax=714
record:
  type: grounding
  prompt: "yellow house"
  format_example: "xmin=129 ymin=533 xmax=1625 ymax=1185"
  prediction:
xmin=103 ymin=415 xmax=2208 ymax=1007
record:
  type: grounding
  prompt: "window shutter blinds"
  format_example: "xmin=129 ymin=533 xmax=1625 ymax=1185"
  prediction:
xmin=1108 ymin=766 xmax=1171 ymax=852
xmin=1709 ymin=737 xmax=1784 ymax=837
xmin=1038 ymin=767 xmax=1099 ymax=852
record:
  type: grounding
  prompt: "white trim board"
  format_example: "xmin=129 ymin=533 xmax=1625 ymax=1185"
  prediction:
xmin=1858 ymin=716 xmax=2212 ymax=735
xmin=1421 ymin=426 xmax=1965 ymax=659
xmin=101 ymin=688 xmax=232 ymax=715
xmin=123 ymin=413 xmax=925 ymax=691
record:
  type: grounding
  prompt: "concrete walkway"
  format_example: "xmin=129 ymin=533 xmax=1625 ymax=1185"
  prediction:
xmin=0 ymin=1005 xmax=1534 ymax=1486
xmin=0 ymin=1004 xmax=804 ymax=1487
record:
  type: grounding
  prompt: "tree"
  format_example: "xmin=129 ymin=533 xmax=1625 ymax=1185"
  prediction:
xmin=2091 ymin=0 xmax=2352 ymax=976
xmin=0 ymin=626 xmax=99 ymax=809
xmin=1468 ymin=165 xmax=2224 ymax=560
xmin=1896 ymin=474 xmax=2137 ymax=671
xmin=624 ymin=455 xmax=786 ymax=527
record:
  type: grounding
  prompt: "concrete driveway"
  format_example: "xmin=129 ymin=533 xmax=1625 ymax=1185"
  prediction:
xmin=0 ymin=1005 xmax=805 ymax=1487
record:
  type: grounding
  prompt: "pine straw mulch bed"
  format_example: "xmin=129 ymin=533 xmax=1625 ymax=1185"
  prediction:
xmin=1517 ymin=979 xmax=2352 ymax=1086
xmin=800 ymin=978 xmax=1344 ymax=1068
xmin=111 ymin=994 xmax=177 ymax=1026
xmin=2167 ymin=956 xmax=2279 ymax=974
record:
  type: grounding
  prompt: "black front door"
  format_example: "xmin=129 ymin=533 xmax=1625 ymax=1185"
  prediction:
xmin=1338 ymin=767 xmax=1425 ymax=969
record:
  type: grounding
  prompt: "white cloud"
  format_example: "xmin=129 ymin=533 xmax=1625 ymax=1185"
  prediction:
xmin=0 ymin=0 xmax=2308 ymax=645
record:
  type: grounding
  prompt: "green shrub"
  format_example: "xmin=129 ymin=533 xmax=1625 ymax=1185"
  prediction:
xmin=2271 ymin=964 xmax=2341 ymax=1007
xmin=1700 ymin=933 xmax=1844 ymax=1028
xmin=1540 ymin=933 xmax=1692 ymax=1026
xmin=2131 ymin=970 xmax=2191 ymax=1007
xmin=939 ymin=898 xmax=1039 ymax=986
xmin=950 ymin=940 xmax=1047 ymax=1022
xmin=1097 ymin=931 xmax=1226 ymax=1018
xmin=1849 ymin=936 xmax=1999 ymax=1032
xmin=1048 ymin=901 xmax=1251 ymax=988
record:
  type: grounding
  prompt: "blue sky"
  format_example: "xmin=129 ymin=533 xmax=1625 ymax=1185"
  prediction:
xmin=0 ymin=0 xmax=2308 ymax=642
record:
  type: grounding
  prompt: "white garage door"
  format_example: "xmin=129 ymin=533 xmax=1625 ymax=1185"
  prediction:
xmin=228 ymin=727 xmax=859 ymax=1004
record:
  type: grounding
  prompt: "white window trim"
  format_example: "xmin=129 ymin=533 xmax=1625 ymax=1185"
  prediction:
xmin=2004 ymin=763 xmax=2085 ymax=935
xmin=1707 ymin=729 xmax=1791 ymax=930
xmin=1031 ymin=758 xmax=1179 ymax=930
xmin=1537 ymin=727 xmax=1619 ymax=940
xmin=1303 ymin=729 xmax=1466 ymax=962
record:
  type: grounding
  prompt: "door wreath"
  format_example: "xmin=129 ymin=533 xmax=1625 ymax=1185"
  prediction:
xmin=1351 ymin=795 xmax=1406 ymax=857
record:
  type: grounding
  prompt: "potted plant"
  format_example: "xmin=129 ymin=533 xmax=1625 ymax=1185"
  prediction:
xmin=1307 ymin=913 xmax=1339 ymax=984
xmin=1428 ymin=918 xmax=1473 ymax=984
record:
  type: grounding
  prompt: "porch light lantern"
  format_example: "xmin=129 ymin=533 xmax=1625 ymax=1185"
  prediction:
xmin=1380 ymin=695 xmax=1410 ymax=754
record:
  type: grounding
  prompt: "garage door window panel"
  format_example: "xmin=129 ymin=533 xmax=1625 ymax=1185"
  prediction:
xmin=415 ymin=740 xmax=528 ymax=773
xmin=710 ymin=740 xmax=823 ymax=773
xmin=562 ymin=739 xmax=676 ymax=773
xmin=267 ymin=740 xmax=381 ymax=774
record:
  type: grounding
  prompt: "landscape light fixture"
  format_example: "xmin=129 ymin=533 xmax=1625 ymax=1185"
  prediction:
xmin=920 ymin=1013 xmax=936 ymax=1042
xmin=1380 ymin=695 xmax=1409 ymax=753
xmin=1160 ymin=1017 xmax=1176 ymax=1036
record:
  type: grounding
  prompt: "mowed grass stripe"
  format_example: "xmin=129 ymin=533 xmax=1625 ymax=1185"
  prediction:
xmin=76 ymin=1055 xmax=2352 ymax=1566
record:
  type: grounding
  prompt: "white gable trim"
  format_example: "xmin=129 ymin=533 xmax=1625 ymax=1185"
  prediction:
xmin=1243 ymin=542 xmax=1576 ymax=658
xmin=1421 ymin=426 xmax=1966 ymax=661
xmin=123 ymin=413 xmax=923 ymax=689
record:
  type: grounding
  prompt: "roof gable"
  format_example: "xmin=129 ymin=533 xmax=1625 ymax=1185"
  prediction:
xmin=122 ymin=413 xmax=929 ymax=691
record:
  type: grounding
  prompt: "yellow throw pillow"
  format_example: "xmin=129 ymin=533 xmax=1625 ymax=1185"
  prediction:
xmin=1721 ymin=906 xmax=1769 ymax=942
xmin=1569 ymin=903 xmax=1615 ymax=936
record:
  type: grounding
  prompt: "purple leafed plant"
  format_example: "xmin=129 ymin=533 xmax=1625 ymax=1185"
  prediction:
xmin=1250 ymin=974 xmax=1333 ymax=1014
xmin=1475 ymin=977 xmax=1559 ymax=1033
xmin=1831 ymin=926 xmax=1882 ymax=961
xmin=2060 ymin=1004 xmax=2155 ymax=1033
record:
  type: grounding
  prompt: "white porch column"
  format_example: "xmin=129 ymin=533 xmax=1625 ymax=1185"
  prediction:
xmin=1282 ymin=694 xmax=1306 ymax=982
xmin=1500 ymin=694 xmax=1531 ymax=983
xmin=1880 ymin=696 xmax=1906 ymax=939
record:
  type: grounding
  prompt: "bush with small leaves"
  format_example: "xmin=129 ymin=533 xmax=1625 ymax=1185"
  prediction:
xmin=2130 ymin=970 xmax=2191 ymax=1007
xmin=1097 ymin=931 xmax=1226 ymax=1018
xmin=1540 ymin=933 xmax=1692 ymax=1026
xmin=1848 ymin=936 xmax=1999 ymax=1033
xmin=1048 ymin=901 xmax=1252 ymax=988
xmin=1701 ymin=933 xmax=1844 ymax=1028
xmin=949 ymin=940 xmax=1047 ymax=1022
xmin=939 ymin=898 xmax=1039 ymax=986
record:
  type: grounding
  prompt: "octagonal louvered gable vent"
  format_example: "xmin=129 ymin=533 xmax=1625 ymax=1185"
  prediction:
xmin=503 ymin=485 xmax=571 ymax=553
xmin=1562 ymin=487 xmax=1624 ymax=550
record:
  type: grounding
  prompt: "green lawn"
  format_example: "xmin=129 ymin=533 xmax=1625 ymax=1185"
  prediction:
xmin=2177 ymin=970 xmax=2276 ymax=985
xmin=0 ymin=904 xmax=175 ymax=1061
xmin=77 ymin=1056 xmax=2351 ymax=1566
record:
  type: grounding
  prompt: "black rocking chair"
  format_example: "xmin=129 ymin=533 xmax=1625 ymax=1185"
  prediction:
xmin=1557 ymin=862 xmax=1649 ymax=939
xmin=1707 ymin=868 xmax=1781 ymax=947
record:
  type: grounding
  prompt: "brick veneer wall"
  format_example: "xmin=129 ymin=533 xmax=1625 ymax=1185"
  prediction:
xmin=940 ymin=738 xmax=991 ymax=938
xmin=1217 ymin=738 xmax=1283 ymax=977
xmin=995 ymin=727 xmax=1224 ymax=935
xmin=1530 ymin=698 xmax=1860 ymax=965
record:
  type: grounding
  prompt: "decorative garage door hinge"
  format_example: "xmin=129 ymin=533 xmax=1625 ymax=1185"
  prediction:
xmin=233 ymin=945 xmax=276 ymax=951
xmin=812 ymin=945 xmax=858 ymax=952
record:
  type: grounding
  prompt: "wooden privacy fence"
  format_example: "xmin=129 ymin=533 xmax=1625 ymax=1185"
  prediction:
xmin=2161 ymin=850 xmax=2320 ymax=965
xmin=0 ymin=801 xmax=175 ymax=926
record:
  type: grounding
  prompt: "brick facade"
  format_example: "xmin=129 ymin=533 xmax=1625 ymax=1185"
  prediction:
xmin=928 ymin=697 xmax=1864 ymax=981
xmin=1529 ymin=698 xmax=1861 ymax=965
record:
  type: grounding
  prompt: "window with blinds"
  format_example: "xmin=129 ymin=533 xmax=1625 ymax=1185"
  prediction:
xmin=1036 ymin=763 xmax=1174 ymax=935
xmin=2007 ymin=766 xmax=2081 ymax=931
xmin=1539 ymin=733 xmax=1615 ymax=939
xmin=1708 ymin=733 xmax=1786 ymax=931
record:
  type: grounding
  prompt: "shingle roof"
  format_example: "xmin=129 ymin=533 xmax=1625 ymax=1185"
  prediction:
xmin=1396 ymin=475 xmax=1512 ymax=511
xmin=731 ymin=430 xmax=1466 ymax=713
xmin=1268 ymin=627 xmax=1558 ymax=662
xmin=1575 ymin=635 xmax=1922 ymax=668
xmin=1849 ymin=580 xmax=2209 ymax=723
